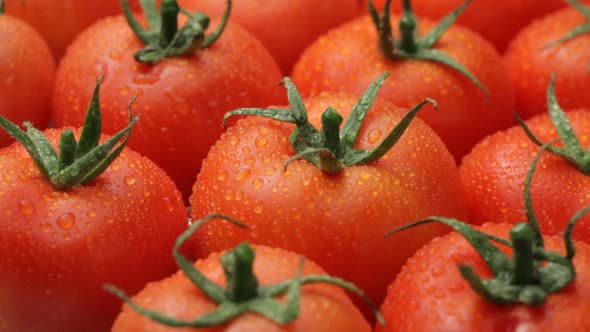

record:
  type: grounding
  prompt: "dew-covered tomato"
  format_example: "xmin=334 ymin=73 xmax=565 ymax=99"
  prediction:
xmin=0 ymin=6 xmax=54 ymax=148
xmin=52 ymin=1 xmax=285 ymax=199
xmin=189 ymin=75 xmax=467 ymax=314
xmin=0 ymin=81 xmax=187 ymax=332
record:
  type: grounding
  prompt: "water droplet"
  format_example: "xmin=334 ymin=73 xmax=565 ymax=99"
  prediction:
xmin=70 ymin=166 xmax=80 ymax=177
xmin=368 ymin=129 xmax=382 ymax=144
xmin=235 ymin=169 xmax=251 ymax=182
xmin=18 ymin=200 xmax=35 ymax=215
xmin=124 ymin=176 xmax=136 ymax=185
xmin=431 ymin=266 xmax=445 ymax=277
xmin=245 ymin=156 xmax=255 ymax=166
xmin=109 ymin=51 xmax=122 ymax=60
xmin=253 ymin=204 xmax=264 ymax=214
xmin=224 ymin=191 xmax=235 ymax=201
xmin=119 ymin=86 xmax=130 ymax=96
xmin=217 ymin=170 xmax=228 ymax=181
xmin=132 ymin=72 xmax=160 ymax=85
xmin=252 ymin=178 xmax=264 ymax=189
xmin=57 ymin=213 xmax=76 ymax=230
xmin=258 ymin=127 xmax=269 ymax=135
xmin=105 ymin=216 xmax=114 ymax=224
xmin=264 ymin=167 xmax=276 ymax=175
xmin=255 ymin=136 xmax=268 ymax=147
xmin=86 ymin=209 xmax=96 ymax=218
xmin=162 ymin=196 xmax=175 ymax=212
xmin=40 ymin=223 xmax=51 ymax=233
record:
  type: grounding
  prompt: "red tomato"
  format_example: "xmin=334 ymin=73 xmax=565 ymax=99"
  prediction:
xmin=189 ymin=85 xmax=467 ymax=315
xmin=361 ymin=0 xmax=567 ymax=52
xmin=0 ymin=11 xmax=54 ymax=148
xmin=0 ymin=99 xmax=187 ymax=330
xmin=377 ymin=223 xmax=590 ymax=331
xmin=505 ymin=5 xmax=590 ymax=120
xmin=292 ymin=10 xmax=514 ymax=161
xmin=51 ymin=4 xmax=285 ymax=199
xmin=5 ymin=0 xmax=150 ymax=60
xmin=180 ymin=0 xmax=363 ymax=74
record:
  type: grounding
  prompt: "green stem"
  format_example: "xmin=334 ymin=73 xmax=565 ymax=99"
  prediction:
xmin=399 ymin=0 xmax=419 ymax=53
xmin=318 ymin=108 xmax=344 ymax=174
xmin=510 ymin=223 xmax=538 ymax=285
xmin=159 ymin=0 xmax=180 ymax=47
xmin=0 ymin=0 xmax=5 ymax=15
xmin=221 ymin=243 xmax=259 ymax=302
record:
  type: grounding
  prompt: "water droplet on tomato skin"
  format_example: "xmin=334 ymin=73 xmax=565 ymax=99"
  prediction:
xmin=123 ymin=176 xmax=136 ymax=185
xmin=57 ymin=213 xmax=76 ymax=230
xmin=18 ymin=200 xmax=35 ymax=215
xmin=235 ymin=169 xmax=251 ymax=182
xmin=40 ymin=223 xmax=51 ymax=233
xmin=430 ymin=266 xmax=445 ymax=277
xmin=104 ymin=216 xmax=114 ymax=224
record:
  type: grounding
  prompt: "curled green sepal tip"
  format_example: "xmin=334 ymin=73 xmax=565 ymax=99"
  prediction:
xmin=385 ymin=141 xmax=585 ymax=306
xmin=223 ymin=72 xmax=436 ymax=174
xmin=0 ymin=76 xmax=139 ymax=191
xmin=0 ymin=0 xmax=5 ymax=15
xmin=368 ymin=0 xmax=489 ymax=100
xmin=105 ymin=213 xmax=385 ymax=327
xmin=121 ymin=0 xmax=232 ymax=64
xmin=544 ymin=0 xmax=590 ymax=52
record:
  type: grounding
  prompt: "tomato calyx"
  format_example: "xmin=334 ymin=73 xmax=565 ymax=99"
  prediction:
xmin=386 ymin=141 xmax=587 ymax=306
xmin=0 ymin=77 xmax=139 ymax=191
xmin=105 ymin=214 xmax=385 ymax=327
xmin=545 ymin=0 xmax=590 ymax=55
xmin=121 ymin=0 xmax=231 ymax=64
xmin=368 ymin=0 xmax=489 ymax=98
xmin=0 ymin=0 xmax=4 ymax=15
xmin=516 ymin=74 xmax=590 ymax=175
xmin=223 ymin=72 xmax=436 ymax=174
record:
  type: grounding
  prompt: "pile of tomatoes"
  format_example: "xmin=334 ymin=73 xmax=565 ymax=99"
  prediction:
xmin=2 ymin=0 xmax=590 ymax=331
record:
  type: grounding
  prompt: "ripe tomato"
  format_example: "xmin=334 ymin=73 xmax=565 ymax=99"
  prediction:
xmin=4 ymin=0 xmax=150 ymax=60
xmin=292 ymin=3 xmax=514 ymax=160
xmin=189 ymin=77 xmax=467 ymax=315
xmin=0 ymin=86 xmax=187 ymax=331
xmin=110 ymin=215 xmax=376 ymax=331
xmin=378 ymin=222 xmax=590 ymax=331
xmin=505 ymin=4 xmax=590 ymax=120
xmin=0 ymin=9 xmax=54 ymax=148
xmin=52 ymin=2 xmax=285 ymax=199
xmin=180 ymin=0 xmax=362 ymax=74
xmin=361 ymin=0 xmax=566 ymax=52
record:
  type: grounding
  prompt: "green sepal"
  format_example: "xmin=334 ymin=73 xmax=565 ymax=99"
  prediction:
xmin=368 ymin=0 xmax=489 ymax=98
xmin=105 ymin=213 xmax=385 ymax=328
xmin=224 ymin=72 xmax=433 ymax=174
xmin=0 ymin=0 xmax=5 ymax=15
xmin=121 ymin=0 xmax=232 ymax=64
xmin=545 ymin=0 xmax=590 ymax=50
xmin=0 ymin=78 xmax=139 ymax=191
xmin=385 ymin=140 xmax=585 ymax=306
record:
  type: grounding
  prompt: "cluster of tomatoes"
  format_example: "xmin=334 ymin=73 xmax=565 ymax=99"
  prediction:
xmin=2 ymin=0 xmax=590 ymax=331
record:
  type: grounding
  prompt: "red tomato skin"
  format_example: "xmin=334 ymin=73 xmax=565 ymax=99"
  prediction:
xmin=189 ymin=93 xmax=467 ymax=314
xmin=291 ymin=15 xmax=515 ymax=161
xmin=0 ymin=14 xmax=54 ymax=148
xmin=460 ymin=110 xmax=590 ymax=243
xmin=51 ymin=15 xmax=286 ymax=199
xmin=376 ymin=222 xmax=590 ymax=332
xmin=111 ymin=245 xmax=371 ymax=332
xmin=0 ymin=129 xmax=187 ymax=332
xmin=180 ymin=0 xmax=363 ymax=74
xmin=505 ymin=7 xmax=590 ymax=120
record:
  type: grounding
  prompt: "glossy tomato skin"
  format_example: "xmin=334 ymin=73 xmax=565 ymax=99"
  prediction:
xmin=180 ymin=0 xmax=363 ymax=74
xmin=5 ymin=0 xmax=149 ymax=60
xmin=111 ymin=245 xmax=371 ymax=332
xmin=505 ymin=7 xmax=590 ymax=120
xmin=52 ymin=16 xmax=285 ymax=199
xmin=460 ymin=110 xmax=590 ymax=243
xmin=0 ymin=129 xmax=187 ymax=332
xmin=376 ymin=222 xmax=590 ymax=332
xmin=362 ymin=0 xmax=566 ymax=52
xmin=292 ymin=16 xmax=515 ymax=161
xmin=189 ymin=93 xmax=468 ymax=313
xmin=0 ymin=14 xmax=54 ymax=148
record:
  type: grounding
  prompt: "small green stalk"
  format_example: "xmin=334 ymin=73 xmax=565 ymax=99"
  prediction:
xmin=545 ymin=0 xmax=590 ymax=50
xmin=386 ymin=140 xmax=586 ymax=306
xmin=515 ymin=74 xmax=590 ymax=176
xmin=105 ymin=214 xmax=385 ymax=328
xmin=0 ymin=77 xmax=139 ymax=191
xmin=223 ymin=72 xmax=436 ymax=174
xmin=368 ymin=0 xmax=489 ymax=98
xmin=0 ymin=0 xmax=5 ymax=15
xmin=121 ymin=0 xmax=232 ymax=64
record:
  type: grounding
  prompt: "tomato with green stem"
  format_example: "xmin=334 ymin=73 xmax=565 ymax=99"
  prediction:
xmin=292 ymin=0 xmax=514 ymax=161
xmin=0 ymin=79 xmax=187 ymax=332
xmin=505 ymin=0 xmax=590 ymax=120
xmin=378 ymin=142 xmax=590 ymax=332
xmin=461 ymin=75 xmax=590 ymax=243
xmin=189 ymin=73 xmax=467 ymax=316
xmin=0 ymin=2 xmax=54 ymax=148
xmin=107 ymin=214 xmax=383 ymax=331
xmin=52 ymin=0 xmax=285 ymax=199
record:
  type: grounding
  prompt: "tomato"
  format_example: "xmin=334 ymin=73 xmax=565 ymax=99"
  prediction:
xmin=4 ymin=0 xmax=150 ymax=60
xmin=292 ymin=1 xmax=514 ymax=160
xmin=378 ymin=222 xmax=590 ymax=331
xmin=189 ymin=75 xmax=467 ymax=316
xmin=0 ymin=82 xmax=187 ymax=331
xmin=180 ymin=0 xmax=362 ymax=74
xmin=51 ymin=1 xmax=285 ymax=199
xmin=0 ymin=8 xmax=54 ymax=148
xmin=504 ymin=3 xmax=590 ymax=120
xmin=361 ymin=0 xmax=566 ymax=52
xmin=109 ymin=215 xmax=377 ymax=331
